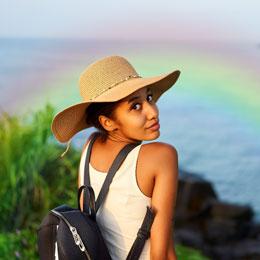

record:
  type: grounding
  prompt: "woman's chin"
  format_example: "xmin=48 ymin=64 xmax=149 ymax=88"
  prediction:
xmin=145 ymin=131 xmax=160 ymax=141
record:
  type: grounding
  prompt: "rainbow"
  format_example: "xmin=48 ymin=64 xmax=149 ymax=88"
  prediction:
xmin=3 ymin=40 xmax=260 ymax=136
xmin=2 ymin=39 xmax=260 ymax=219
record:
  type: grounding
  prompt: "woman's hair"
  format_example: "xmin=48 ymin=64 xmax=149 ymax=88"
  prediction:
xmin=86 ymin=101 xmax=120 ymax=137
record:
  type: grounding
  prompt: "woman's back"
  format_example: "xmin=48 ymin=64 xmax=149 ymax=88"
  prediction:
xmin=79 ymin=136 xmax=151 ymax=259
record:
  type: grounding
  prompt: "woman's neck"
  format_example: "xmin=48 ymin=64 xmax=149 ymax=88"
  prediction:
xmin=102 ymin=132 xmax=142 ymax=146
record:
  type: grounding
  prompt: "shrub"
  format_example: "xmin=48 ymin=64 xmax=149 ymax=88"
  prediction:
xmin=0 ymin=104 xmax=80 ymax=232
xmin=0 ymin=229 xmax=38 ymax=260
xmin=0 ymin=104 xmax=210 ymax=260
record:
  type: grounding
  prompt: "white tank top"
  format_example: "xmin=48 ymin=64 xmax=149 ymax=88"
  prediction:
xmin=79 ymin=140 xmax=151 ymax=260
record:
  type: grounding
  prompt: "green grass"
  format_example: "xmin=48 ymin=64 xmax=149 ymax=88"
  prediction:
xmin=0 ymin=104 xmax=210 ymax=259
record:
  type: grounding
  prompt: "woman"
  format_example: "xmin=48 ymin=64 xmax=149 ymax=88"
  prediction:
xmin=51 ymin=56 xmax=180 ymax=260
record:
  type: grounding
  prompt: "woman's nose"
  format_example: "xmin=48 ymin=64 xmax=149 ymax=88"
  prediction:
xmin=145 ymin=102 xmax=159 ymax=120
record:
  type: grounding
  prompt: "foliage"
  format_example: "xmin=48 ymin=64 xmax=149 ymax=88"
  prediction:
xmin=0 ymin=229 xmax=38 ymax=260
xmin=0 ymin=104 xmax=81 ymax=232
xmin=176 ymin=244 xmax=210 ymax=260
xmin=0 ymin=104 xmax=210 ymax=259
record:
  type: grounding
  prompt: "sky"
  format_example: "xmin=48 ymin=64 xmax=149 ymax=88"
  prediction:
xmin=1 ymin=0 xmax=260 ymax=217
xmin=1 ymin=0 xmax=259 ymax=44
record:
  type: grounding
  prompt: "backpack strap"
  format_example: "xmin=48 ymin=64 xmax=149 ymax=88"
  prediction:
xmin=83 ymin=134 xmax=99 ymax=213
xmin=82 ymin=134 xmax=155 ymax=260
xmin=95 ymin=142 xmax=138 ymax=212
xmin=83 ymin=133 xmax=99 ymax=187
xmin=126 ymin=206 xmax=154 ymax=260
xmin=83 ymin=134 xmax=138 ymax=212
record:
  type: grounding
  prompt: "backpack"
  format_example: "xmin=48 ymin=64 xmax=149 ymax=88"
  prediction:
xmin=37 ymin=135 xmax=154 ymax=260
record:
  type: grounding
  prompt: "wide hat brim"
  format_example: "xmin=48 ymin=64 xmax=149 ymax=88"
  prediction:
xmin=52 ymin=69 xmax=180 ymax=143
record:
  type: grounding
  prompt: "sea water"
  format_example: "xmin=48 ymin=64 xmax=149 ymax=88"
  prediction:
xmin=1 ymin=38 xmax=259 ymax=220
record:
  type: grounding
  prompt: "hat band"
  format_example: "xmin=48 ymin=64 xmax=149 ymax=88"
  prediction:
xmin=89 ymin=74 xmax=142 ymax=101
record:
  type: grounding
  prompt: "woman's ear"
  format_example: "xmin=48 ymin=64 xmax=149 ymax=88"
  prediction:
xmin=98 ymin=115 xmax=117 ymax=132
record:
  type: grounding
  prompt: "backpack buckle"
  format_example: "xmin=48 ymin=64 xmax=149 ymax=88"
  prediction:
xmin=70 ymin=227 xmax=85 ymax=252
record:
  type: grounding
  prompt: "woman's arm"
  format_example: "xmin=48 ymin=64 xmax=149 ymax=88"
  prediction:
xmin=167 ymin=223 xmax=178 ymax=260
xmin=148 ymin=143 xmax=178 ymax=260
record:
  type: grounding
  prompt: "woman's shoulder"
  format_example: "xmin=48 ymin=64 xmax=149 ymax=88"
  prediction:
xmin=139 ymin=142 xmax=178 ymax=172
xmin=136 ymin=142 xmax=178 ymax=198
xmin=140 ymin=141 xmax=178 ymax=158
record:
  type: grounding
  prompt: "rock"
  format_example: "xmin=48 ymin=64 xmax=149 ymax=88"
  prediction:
xmin=204 ymin=218 xmax=250 ymax=243
xmin=247 ymin=221 xmax=260 ymax=239
xmin=174 ymin=169 xmax=260 ymax=260
xmin=209 ymin=200 xmax=254 ymax=221
xmin=232 ymin=239 xmax=260 ymax=259
xmin=176 ymin=171 xmax=217 ymax=217
xmin=206 ymin=245 xmax=233 ymax=260
xmin=174 ymin=227 xmax=204 ymax=249
xmin=208 ymin=239 xmax=260 ymax=260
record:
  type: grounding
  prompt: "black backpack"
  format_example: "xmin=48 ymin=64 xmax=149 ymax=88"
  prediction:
xmin=37 ymin=135 xmax=154 ymax=260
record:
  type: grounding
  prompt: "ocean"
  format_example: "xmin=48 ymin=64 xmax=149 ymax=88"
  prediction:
xmin=1 ymin=37 xmax=260 ymax=220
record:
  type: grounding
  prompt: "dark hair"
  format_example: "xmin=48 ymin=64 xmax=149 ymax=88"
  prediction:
xmin=86 ymin=101 xmax=120 ymax=135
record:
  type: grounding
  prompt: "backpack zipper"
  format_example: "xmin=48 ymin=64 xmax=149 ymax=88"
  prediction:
xmin=51 ymin=210 xmax=91 ymax=260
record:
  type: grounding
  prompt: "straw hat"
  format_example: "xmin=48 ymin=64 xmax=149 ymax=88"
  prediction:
xmin=51 ymin=55 xmax=180 ymax=145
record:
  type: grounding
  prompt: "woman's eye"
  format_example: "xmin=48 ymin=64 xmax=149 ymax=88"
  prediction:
xmin=147 ymin=94 xmax=153 ymax=102
xmin=132 ymin=103 xmax=141 ymax=110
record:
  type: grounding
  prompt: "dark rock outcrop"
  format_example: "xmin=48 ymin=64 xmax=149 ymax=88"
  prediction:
xmin=174 ymin=169 xmax=260 ymax=260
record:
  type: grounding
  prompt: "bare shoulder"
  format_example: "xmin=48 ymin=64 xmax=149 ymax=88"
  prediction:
xmin=139 ymin=142 xmax=178 ymax=176
xmin=140 ymin=142 xmax=178 ymax=164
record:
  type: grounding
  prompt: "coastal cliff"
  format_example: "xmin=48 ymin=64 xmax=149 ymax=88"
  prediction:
xmin=174 ymin=170 xmax=260 ymax=260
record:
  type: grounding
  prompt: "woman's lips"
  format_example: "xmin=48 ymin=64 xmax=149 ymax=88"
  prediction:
xmin=148 ymin=122 xmax=160 ymax=131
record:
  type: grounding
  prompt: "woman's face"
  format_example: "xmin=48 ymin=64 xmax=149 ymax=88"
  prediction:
xmin=111 ymin=87 xmax=160 ymax=142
